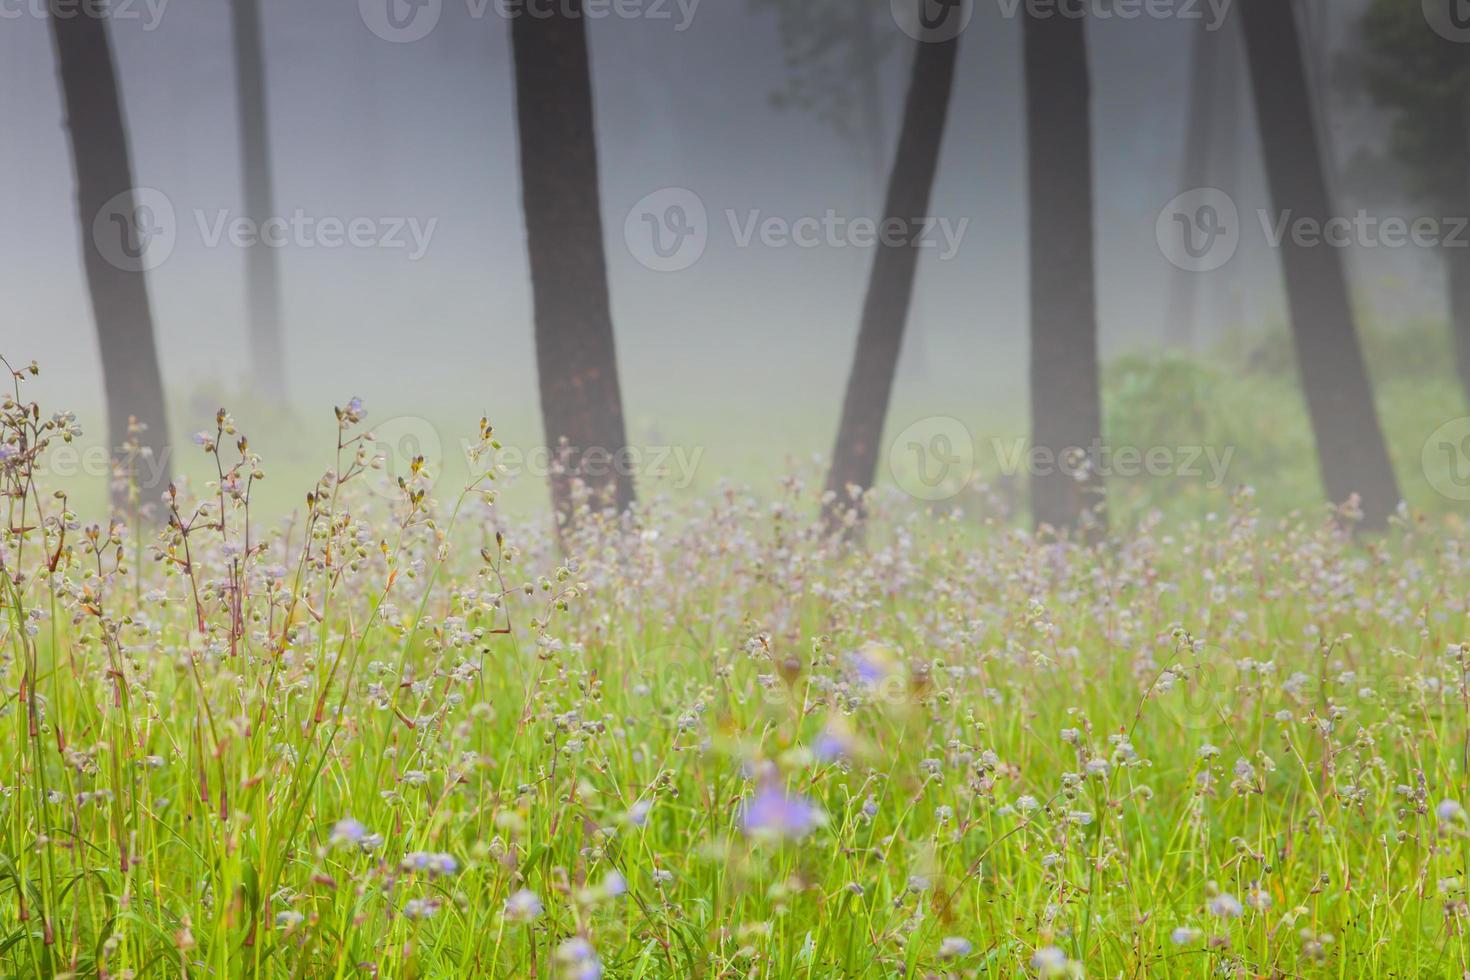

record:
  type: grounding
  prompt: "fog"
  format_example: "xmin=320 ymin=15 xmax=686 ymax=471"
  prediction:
xmin=1 ymin=0 xmax=1456 ymax=517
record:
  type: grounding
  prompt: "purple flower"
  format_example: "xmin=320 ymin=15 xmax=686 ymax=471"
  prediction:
xmin=330 ymin=818 xmax=366 ymax=846
xmin=555 ymin=938 xmax=602 ymax=980
xmin=505 ymin=888 xmax=543 ymax=922
xmin=740 ymin=784 xmax=824 ymax=840
xmin=401 ymin=851 xmax=458 ymax=877
xmin=814 ymin=722 xmax=855 ymax=762
xmin=1437 ymin=799 xmax=1466 ymax=822
xmin=602 ymin=870 xmax=627 ymax=898
xmin=938 ymin=936 xmax=973 ymax=959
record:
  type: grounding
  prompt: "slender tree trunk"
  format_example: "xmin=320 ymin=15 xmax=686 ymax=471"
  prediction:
xmin=48 ymin=1 xmax=172 ymax=504
xmin=1024 ymin=3 xmax=1105 ymax=536
xmin=232 ymin=0 xmax=287 ymax=401
xmin=1239 ymin=0 xmax=1400 ymax=528
xmin=511 ymin=1 xmax=635 ymax=525
xmin=823 ymin=22 xmax=960 ymax=530
xmin=851 ymin=0 xmax=889 ymax=199
xmin=1446 ymin=231 xmax=1470 ymax=405
xmin=1166 ymin=21 xmax=1224 ymax=350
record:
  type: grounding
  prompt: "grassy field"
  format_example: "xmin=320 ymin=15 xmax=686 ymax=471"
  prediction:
xmin=4 ymin=358 xmax=1470 ymax=978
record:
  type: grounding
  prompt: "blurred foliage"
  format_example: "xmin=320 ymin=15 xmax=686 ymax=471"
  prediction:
xmin=1357 ymin=0 xmax=1470 ymax=209
xmin=1091 ymin=316 xmax=1467 ymax=525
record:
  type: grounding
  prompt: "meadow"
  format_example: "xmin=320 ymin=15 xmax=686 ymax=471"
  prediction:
xmin=3 ymin=354 xmax=1470 ymax=979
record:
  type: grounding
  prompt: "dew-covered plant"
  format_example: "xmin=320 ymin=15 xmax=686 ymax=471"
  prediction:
xmin=1 ymin=356 xmax=1468 ymax=977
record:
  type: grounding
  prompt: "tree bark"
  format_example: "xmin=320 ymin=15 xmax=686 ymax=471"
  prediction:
xmin=1239 ymin=0 xmax=1401 ymax=528
xmin=232 ymin=0 xmax=287 ymax=401
xmin=823 ymin=22 xmax=960 ymax=530
xmin=48 ymin=1 xmax=172 ymax=504
xmin=1024 ymin=3 xmax=1105 ymax=537
xmin=511 ymin=1 xmax=635 ymax=525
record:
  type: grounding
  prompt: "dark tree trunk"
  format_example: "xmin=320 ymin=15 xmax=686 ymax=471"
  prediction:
xmin=511 ymin=0 xmax=634 ymax=526
xmin=1239 ymin=0 xmax=1401 ymax=528
xmin=48 ymin=2 xmax=172 ymax=503
xmin=232 ymin=0 xmax=287 ymax=401
xmin=1024 ymin=4 xmax=1105 ymax=537
xmin=823 ymin=23 xmax=960 ymax=530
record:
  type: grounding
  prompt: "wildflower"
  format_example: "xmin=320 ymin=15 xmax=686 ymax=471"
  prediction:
xmin=555 ymin=937 xmax=602 ymax=980
xmin=1030 ymin=945 xmax=1072 ymax=976
xmin=625 ymin=800 xmax=652 ymax=826
xmin=505 ymin=888 xmax=543 ymax=921
xmin=401 ymin=851 xmax=459 ymax=877
xmin=740 ymin=784 xmax=824 ymax=840
xmin=814 ymin=721 xmax=856 ymax=762
xmin=602 ymin=870 xmax=627 ymax=898
xmin=1246 ymin=882 xmax=1272 ymax=911
xmin=651 ymin=869 xmax=674 ymax=885
xmin=1208 ymin=893 xmax=1243 ymax=918
xmin=1170 ymin=926 xmax=1203 ymax=944
xmin=275 ymin=911 xmax=304 ymax=929
xmin=403 ymin=898 xmax=439 ymax=920
xmin=1437 ymin=799 xmax=1466 ymax=822
xmin=330 ymin=818 xmax=366 ymax=847
xmin=938 ymin=936 xmax=973 ymax=959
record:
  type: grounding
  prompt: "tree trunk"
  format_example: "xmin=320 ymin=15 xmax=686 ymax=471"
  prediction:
xmin=851 ymin=0 xmax=889 ymax=200
xmin=232 ymin=0 xmax=287 ymax=401
xmin=48 ymin=2 xmax=172 ymax=505
xmin=1239 ymin=0 xmax=1400 ymax=528
xmin=823 ymin=22 xmax=960 ymax=530
xmin=511 ymin=0 xmax=635 ymax=525
xmin=1447 ymin=236 xmax=1470 ymax=406
xmin=1024 ymin=4 xmax=1105 ymax=537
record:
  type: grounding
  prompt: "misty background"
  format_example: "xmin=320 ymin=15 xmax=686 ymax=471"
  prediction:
xmin=0 ymin=0 xmax=1447 ymax=514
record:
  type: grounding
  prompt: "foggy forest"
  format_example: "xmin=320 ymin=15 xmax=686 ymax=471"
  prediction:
xmin=4 ymin=0 xmax=1470 ymax=975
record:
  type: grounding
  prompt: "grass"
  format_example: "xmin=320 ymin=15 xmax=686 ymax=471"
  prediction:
xmin=2 ymin=356 xmax=1470 ymax=978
